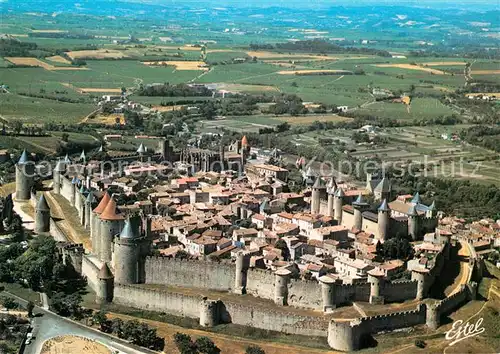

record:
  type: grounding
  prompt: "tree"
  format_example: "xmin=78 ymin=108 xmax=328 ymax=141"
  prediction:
xmin=246 ymin=345 xmax=266 ymax=354
xmin=111 ymin=318 xmax=124 ymax=338
xmin=26 ymin=301 xmax=34 ymax=317
xmin=275 ymin=239 xmax=290 ymax=261
xmin=61 ymin=133 xmax=69 ymax=142
xmin=1 ymin=297 xmax=17 ymax=310
xmin=92 ymin=310 xmax=108 ymax=326
xmin=12 ymin=121 xmax=23 ymax=135
xmin=195 ymin=336 xmax=220 ymax=354
xmin=50 ymin=292 xmax=82 ymax=317
xmin=174 ymin=332 xmax=197 ymax=354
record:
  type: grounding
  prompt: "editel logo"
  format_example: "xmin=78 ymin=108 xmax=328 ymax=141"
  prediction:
xmin=445 ymin=318 xmax=485 ymax=347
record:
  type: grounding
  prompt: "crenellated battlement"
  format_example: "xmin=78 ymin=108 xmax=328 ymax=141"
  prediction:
xmin=358 ymin=304 xmax=425 ymax=323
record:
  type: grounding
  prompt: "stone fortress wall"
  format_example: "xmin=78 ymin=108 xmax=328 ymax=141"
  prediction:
xmin=145 ymin=257 xmax=235 ymax=292
xmin=142 ymin=256 xmax=422 ymax=310
xmin=113 ymin=283 xmax=329 ymax=337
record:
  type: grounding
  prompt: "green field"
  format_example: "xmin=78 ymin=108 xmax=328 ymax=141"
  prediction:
xmin=0 ymin=93 xmax=95 ymax=124
xmin=356 ymin=97 xmax=455 ymax=120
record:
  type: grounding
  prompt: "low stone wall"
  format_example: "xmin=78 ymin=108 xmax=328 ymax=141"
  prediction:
xmin=114 ymin=284 xmax=200 ymax=318
xmin=112 ymin=284 xmax=328 ymax=337
xmin=82 ymin=254 xmax=100 ymax=293
xmin=49 ymin=218 xmax=69 ymax=242
xmin=328 ymin=304 xmax=426 ymax=351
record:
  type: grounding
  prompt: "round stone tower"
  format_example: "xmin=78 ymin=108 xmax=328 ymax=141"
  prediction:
xmin=84 ymin=190 xmax=96 ymax=231
xmin=114 ymin=218 xmax=144 ymax=284
xmin=274 ymin=269 xmax=291 ymax=306
xmin=69 ymin=176 xmax=80 ymax=207
xmin=92 ymin=192 xmax=111 ymax=259
xmin=15 ymin=150 xmax=34 ymax=201
xmin=96 ymin=262 xmax=114 ymax=304
xmin=411 ymin=269 xmax=428 ymax=300
xmin=234 ymin=251 xmax=250 ymax=294
xmin=52 ymin=159 xmax=66 ymax=195
xmin=425 ymin=301 xmax=440 ymax=330
xmin=199 ymin=297 xmax=220 ymax=327
xmin=352 ymin=193 xmax=369 ymax=231
xmin=310 ymin=177 xmax=326 ymax=214
xmin=99 ymin=196 xmax=125 ymax=263
xmin=319 ymin=275 xmax=336 ymax=312
xmin=35 ymin=194 xmax=51 ymax=234
xmin=326 ymin=176 xmax=336 ymax=217
xmin=408 ymin=204 xmax=419 ymax=240
xmin=377 ymin=199 xmax=391 ymax=242
xmin=78 ymin=185 xmax=87 ymax=225
xmin=368 ymin=270 xmax=385 ymax=304
xmin=327 ymin=319 xmax=362 ymax=352
xmin=333 ymin=188 xmax=344 ymax=223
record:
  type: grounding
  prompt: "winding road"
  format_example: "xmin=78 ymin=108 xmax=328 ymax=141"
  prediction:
xmin=4 ymin=291 xmax=153 ymax=354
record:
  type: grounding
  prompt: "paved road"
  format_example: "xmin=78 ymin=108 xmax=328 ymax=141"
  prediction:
xmin=4 ymin=292 xmax=152 ymax=354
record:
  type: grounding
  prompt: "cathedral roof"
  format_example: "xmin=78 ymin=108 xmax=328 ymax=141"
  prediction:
xmin=334 ymin=187 xmax=345 ymax=198
xmin=100 ymin=197 xmax=125 ymax=221
xmin=36 ymin=194 xmax=50 ymax=211
xmin=305 ymin=166 xmax=316 ymax=177
xmin=98 ymin=263 xmax=113 ymax=279
xmin=241 ymin=135 xmax=248 ymax=146
xmin=93 ymin=192 xmax=111 ymax=214
xmin=429 ymin=200 xmax=436 ymax=210
xmin=353 ymin=193 xmax=368 ymax=206
xmin=374 ymin=177 xmax=391 ymax=193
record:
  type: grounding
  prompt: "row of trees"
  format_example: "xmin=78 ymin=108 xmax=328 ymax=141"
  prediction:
xmin=459 ymin=125 xmax=500 ymax=153
xmin=137 ymin=83 xmax=212 ymax=97
xmin=92 ymin=311 xmax=164 ymax=351
xmin=249 ymin=39 xmax=391 ymax=57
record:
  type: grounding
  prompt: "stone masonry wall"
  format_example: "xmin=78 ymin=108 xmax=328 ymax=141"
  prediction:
xmin=145 ymin=257 xmax=235 ymax=291
xmin=334 ymin=283 xmax=371 ymax=305
xmin=288 ymin=278 xmax=322 ymax=309
xmin=82 ymin=254 xmax=100 ymax=293
xmin=113 ymin=284 xmax=328 ymax=337
xmin=114 ymin=284 xmax=200 ymax=318
xmin=359 ymin=304 xmax=426 ymax=333
xmin=384 ymin=280 xmax=418 ymax=302
xmin=222 ymin=302 xmax=328 ymax=336
xmin=60 ymin=177 xmax=74 ymax=203
xmin=437 ymin=285 xmax=469 ymax=316
xmin=246 ymin=268 xmax=275 ymax=300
